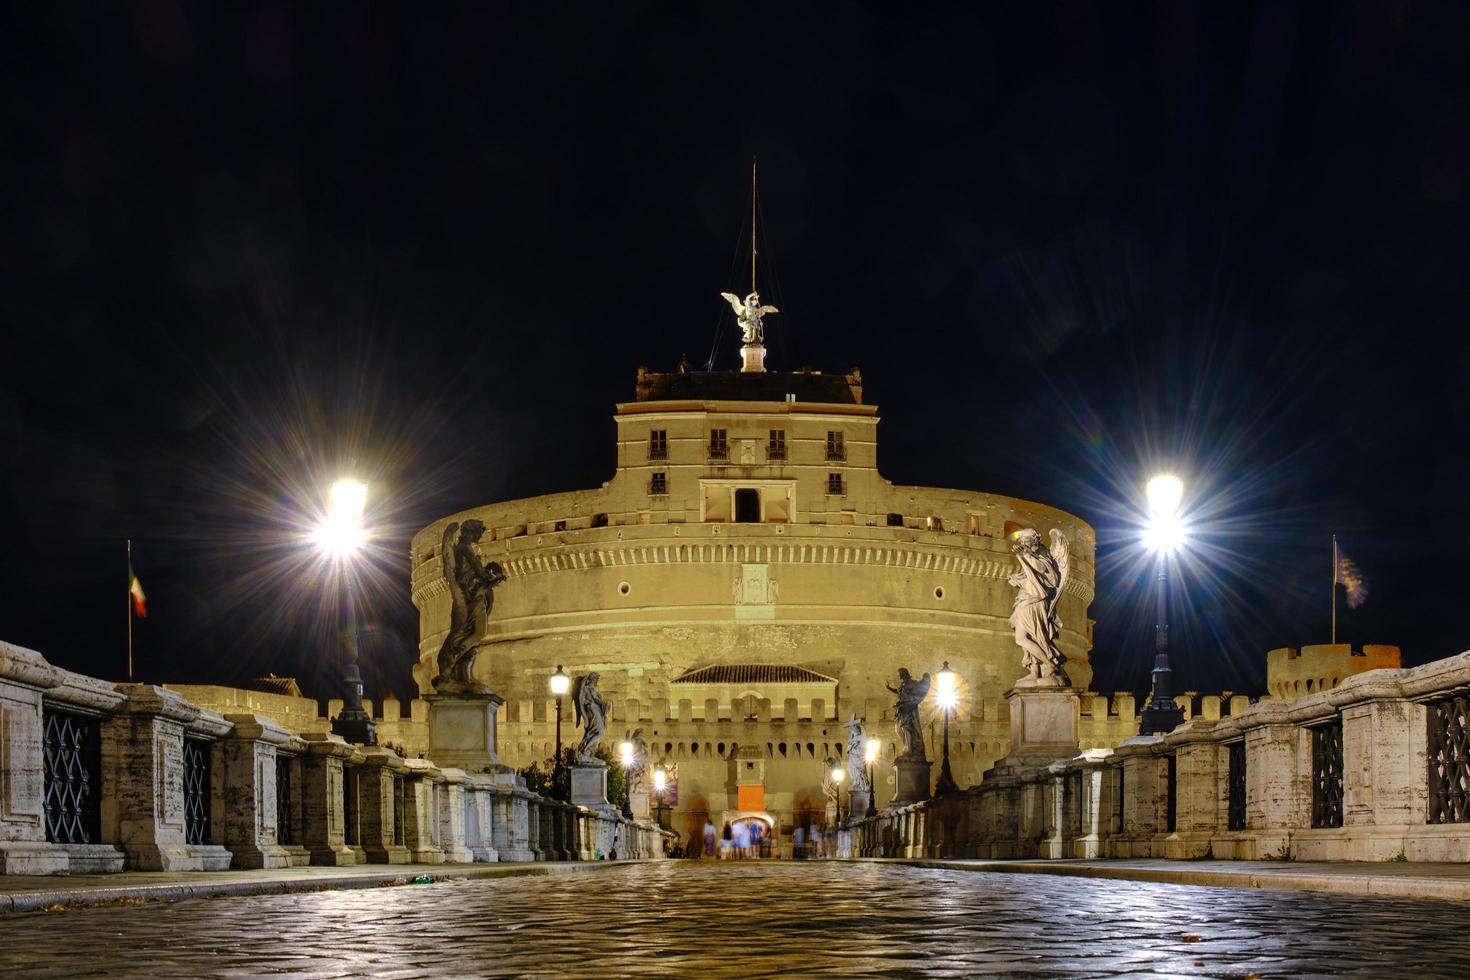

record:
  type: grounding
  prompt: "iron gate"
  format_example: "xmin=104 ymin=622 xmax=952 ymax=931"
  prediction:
xmin=42 ymin=710 xmax=101 ymax=844
xmin=182 ymin=739 xmax=211 ymax=845
xmin=1428 ymin=694 xmax=1470 ymax=824
xmin=1311 ymin=720 xmax=1344 ymax=829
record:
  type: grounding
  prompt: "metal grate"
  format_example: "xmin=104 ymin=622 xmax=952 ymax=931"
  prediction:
xmin=1227 ymin=741 xmax=1247 ymax=831
xmin=393 ymin=775 xmax=406 ymax=846
xmin=182 ymin=739 xmax=212 ymax=845
xmin=1116 ymin=765 xmax=1125 ymax=832
xmin=1311 ymin=720 xmax=1344 ymax=829
xmin=42 ymin=710 xmax=101 ymax=844
xmin=276 ymin=756 xmax=294 ymax=846
xmin=1165 ymin=754 xmax=1177 ymax=833
xmin=1428 ymin=694 xmax=1470 ymax=824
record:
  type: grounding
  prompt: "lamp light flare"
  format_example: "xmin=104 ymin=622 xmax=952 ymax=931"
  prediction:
xmin=1143 ymin=474 xmax=1186 ymax=554
xmin=549 ymin=665 xmax=570 ymax=696
xmin=865 ymin=736 xmax=881 ymax=764
xmin=313 ymin=478 xmax=369 ymax=558
xmin=1146 ymin=474 xmax=1184 ymax=517
xmin=935 ymin=661 xmax=958 ymax=711
xmin=653 ymin=767 xmax=667 ymax=793
xmin=831 ymin=767 xmax=844 ymax=783
xmin=619 ymin=740 xmax=634 ymax=767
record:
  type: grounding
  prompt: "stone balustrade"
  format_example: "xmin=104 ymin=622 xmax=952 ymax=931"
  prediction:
xmin=0 ymin=640 xmax=670 ymax=875
xmin=847 ymin=651 xmax=1470 ymax=865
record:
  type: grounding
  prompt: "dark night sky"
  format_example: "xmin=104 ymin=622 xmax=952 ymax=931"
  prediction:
xmin=3 ymin=2 xmax=1468 ymax=705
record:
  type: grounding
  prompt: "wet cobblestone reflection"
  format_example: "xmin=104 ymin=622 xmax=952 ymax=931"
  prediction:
xmin=5 ymin=861 xmax=1470 ymax=977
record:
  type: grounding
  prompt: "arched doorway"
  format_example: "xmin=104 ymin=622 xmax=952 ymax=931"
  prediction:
xmin=722 ymin=810 xmax=775 ymax=858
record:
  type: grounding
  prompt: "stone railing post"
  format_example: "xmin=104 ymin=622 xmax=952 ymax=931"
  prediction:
xmin=1039 ymin=762 xmax=1070 ymax=858
xmin=460 ymin=773 xmax=498 ymax=862
xmin=1070 ymin=749 xmax=1113 ymax=858
xmin=1243 ymin=702 xmax=1304 ymax=859
xmin=1163 ymin=722 xmax=1223 ymax=858
xmin=107 ymin=685 xmax=233 ymax=871
xmin=1337 ymin=675 xmax=1425 ymax=857
xmin=354 ymin=747 xmax=410 ymax=864
xmin=218 ymin=714 xmax=304 ymax=869
xmin=438 ymin=767 xmax=473 ymax=862
xmin=1112 ymin=736 xmax=1169 ymax=857
xmin=299 ymin=733 xmax=364 ymax=866
xmin=402 ymin=759 xmax=446 ymax=863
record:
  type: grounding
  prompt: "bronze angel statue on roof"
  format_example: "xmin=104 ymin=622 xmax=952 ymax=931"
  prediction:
xmin=1008 ymin=527 xmax=1072 ymax=686
xmin=433 ymin=519 xmax=506 ymax=694
xmin=720 ymin=291 xmax=779 ymax=346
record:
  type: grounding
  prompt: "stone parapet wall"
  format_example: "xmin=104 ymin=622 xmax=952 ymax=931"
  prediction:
xmin=848 ymin=650 xmax=1470 ymax=864
xmin=0 ymin=640 xmax=669 ymax=876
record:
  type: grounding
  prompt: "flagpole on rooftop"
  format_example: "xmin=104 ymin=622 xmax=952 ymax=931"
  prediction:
xmin=1331 ymin=534 xmax=1338 ymax=645
xmin=127 ymin=538 xmax=134 ymax=682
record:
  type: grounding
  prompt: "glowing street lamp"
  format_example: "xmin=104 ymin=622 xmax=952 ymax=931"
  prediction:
xmin=549 ymin=665 xmax=570 ymax=796
xmin=829 ymin=762 xmax=845 ymax=824
xmin=1140 ymin=474 xmax=1187 ymax=735
xmin=864 ymin=735 xmax=881 ymax=818
xmin=934 ymin=661 xmax=959 ymax=796
xmin=619 ymin=739 xmax=635 ymax=820
xmin=317 ymin=479 xmax=376 ymax=747
xmin=652 ymin=763 xmax=669 ymax=830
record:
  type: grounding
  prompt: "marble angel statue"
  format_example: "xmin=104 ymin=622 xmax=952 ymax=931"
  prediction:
xmin=1008 ymin=527 xmax=1071 ymax=685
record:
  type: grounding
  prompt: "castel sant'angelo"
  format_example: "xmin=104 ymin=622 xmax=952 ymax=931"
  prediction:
xmin=409 ymin=287 xmax=1126 ymax=835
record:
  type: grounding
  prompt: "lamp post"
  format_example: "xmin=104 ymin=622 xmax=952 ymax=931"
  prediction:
xmin=619 ymin=739 xmax=635 ymax=820
xmin=549 ymin=666 xmax=569 ymax=797
xmin=1140 ymin=474 xmax=1187 ymax=735
xmin=864 ymin=735 xmax=880 ymax=817
xmin=316 ymin=479 xmax=376 ymax=747
xmin=934 ymin=661 xmax=958 ymax=796
xmin=829 ymin=762 xmax=845 ymax=824
xmin=652 ymin=764 xmax=669 ymax=830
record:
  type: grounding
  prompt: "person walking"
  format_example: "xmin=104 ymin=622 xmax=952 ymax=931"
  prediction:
xmin=703 ymin=819 xmax=716 ymax=860
xmin=719 ymin=821 xmax=733 ymax=860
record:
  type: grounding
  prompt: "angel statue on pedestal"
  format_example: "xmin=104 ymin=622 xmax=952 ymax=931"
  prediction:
xmin=844 ymin=714 xmax=871 ymax=793
xmin=720 ymin=291 xmax=779 ymax=346
xmin=572 ymin=672 xmax=608 ymax=764
xmin=432 ymin=519 xmax=506 ymax=695
xmin=886 ymin=668 xmax=931 ymax=761
xmin=1008 ymin=527 xmax=1072 ymax=686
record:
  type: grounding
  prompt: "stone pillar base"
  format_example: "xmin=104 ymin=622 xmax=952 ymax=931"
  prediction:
xmin=309 ymin=843 xmax=357 ymax=866
xmin=61 ymin=843 xmax=126 ymax=874
xmin=740 ymin=344 xmax=766 ymax=373
xmin=1004 ymin=683 xmax=1081 ymax=766
xmin=571 ymin=763 xmax=611 ymax=812
xmin=362 ymin=844 xmax=411 ymax=864
xmin=891 ymin=758 xmax=932 ymax=805
xmin=0 ymin=841 xmax=70 ymax=875
xmin=281 ymin=844 xmax=313 ymax=867
xmin=427 ymin=694 xmax=505 ymax=773
xmin=229 ymin=843 xmax=294 ymax=870
xmin=847 ymin=789 xmax=872 ymax=821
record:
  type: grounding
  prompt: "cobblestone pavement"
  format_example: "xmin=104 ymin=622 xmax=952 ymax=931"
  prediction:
xmin=4 ymin=861 xmax=1469 ymax=978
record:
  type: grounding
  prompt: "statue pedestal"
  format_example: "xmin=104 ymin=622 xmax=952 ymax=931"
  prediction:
xmin=847 ymin=789 xmax=872 ymax=821
xmin=427 ymin=694 xmax=506 ymax=773
xmin=740 ymin=343 xmax=766 ymax=373
xmin=1003 ymin=681 xmax=1080 ymax=767
xmin=570 ymin=762 xmax=615 ymax=814
xmin=629 ymin=790 xmax=650 ymax=821
xmin=891 ymin=758 xmax=932 ymax=806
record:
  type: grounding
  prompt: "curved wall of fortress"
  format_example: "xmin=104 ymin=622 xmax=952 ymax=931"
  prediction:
xmin=409 ymin=367 xmax=1102 ymax=833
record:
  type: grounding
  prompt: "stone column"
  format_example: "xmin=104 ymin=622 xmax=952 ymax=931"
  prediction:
xmin=298 ymin=733 xmax=361 ymax=866
xmin=402 ymin=759 xmax=446 ymax=863
xmin=1164 ymin=722 xmax=1223 ymax=859
xmin=1339 ymin=677 xmax=1424 ymax=858
xmin=106 ymin=685 xmax=233 ymax=871
xmin=1070 ymin=749 xmax=1114 ymax=858
xmin=217 ymin=714 xmax=304 ymax=869
xmin=461 ymin=773 xmax=498 ymax=862
xmin=357 ymin=748 xmax=410 ymax=864
xmin=1113 ymin=736 xmax=1169 ymax=858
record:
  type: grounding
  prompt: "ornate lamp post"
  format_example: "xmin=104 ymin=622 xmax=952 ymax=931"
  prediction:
xmin=1140 ymin=474 xmax=1187 ymax=735
xmin=316 ymin=479 xmax=376 ymax=747
xmin=829 ymin=761 xmax=845 ymax=824
xmin=934 ymin=661 xmax=958 ymax=796
xmin=550 ymin=665 xmax=569 ymax=762
xmin=619 ymin=739 xmax=635 ymax=820
xmin=864 ymin=735 xmax=881 ymax=817
xmin=652 ymin=764 xmax=669 ymax=830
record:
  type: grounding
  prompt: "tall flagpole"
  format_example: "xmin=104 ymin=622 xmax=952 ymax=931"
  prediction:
xmin=127 ymin=538 xmax=134 ymax=682
xmin=751 ymin=158 xmax=758 ymax=295
xmin=1331 ymin=534 xmax=1338 ymax=645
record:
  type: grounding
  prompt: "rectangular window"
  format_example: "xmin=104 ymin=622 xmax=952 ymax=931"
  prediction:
xmin=826 ymin=430 xmax=846 ymax=461
xmin=648 ymin=429 xmax=667 ymax=460
xmin=649 ymin=471 xmax=667 ymax=495
xmin=826 ymin=472 xmax=845 ymax=495
xmin=767 ymin=429 xmax=786 ymax=460
xmin=709 ymin=429 xmax=728 ymax=460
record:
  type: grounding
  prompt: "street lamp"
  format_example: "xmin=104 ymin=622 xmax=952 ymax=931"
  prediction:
xmin=1140 ymin=474 xmax=1187 ymax=735
xmin=864 ymin=735 xmax=880 ymax=818
xmin=829 ymin=762 xmax=845 ymax=824
xmin=934 ymin=661 xmax=959 ymax=796
xmin=619 ymin=739 xmax=635 ymax=820
xmin=316 ymin=479 xmax=376 ymax=747
xmin=549 ymin=665 xmax=569 ymax=795
xmin=652 ymin=764 xmax=669 ymax=830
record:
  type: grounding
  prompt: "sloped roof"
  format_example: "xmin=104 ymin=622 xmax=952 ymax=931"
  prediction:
xmin=635 ymin=370 xmax=862 ymax=405
xmin=671 ymin=664 xmax=837 ymax=685
xmin=245 ymin=674 xmax=305 ymax=698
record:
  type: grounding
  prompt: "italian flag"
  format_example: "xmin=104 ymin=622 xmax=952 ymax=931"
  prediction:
xmin=128 ymin=562 xmax=147 ymax=618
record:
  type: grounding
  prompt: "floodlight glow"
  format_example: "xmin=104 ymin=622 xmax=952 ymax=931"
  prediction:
xmin=935 ymin=661 xmax=958 ymax=711
xmin=1143 ymin=475 xmax=1187 ymax=553
xmin=653 ymin=767 xmax=667 ymax=793
xmin=831 ymin=766 xmax=844 ymax=783
xmin=549 ymin=665 xmax=570 ymax=696
xmin=864 ymin=736 xmax=880 ymax=764
xmin=619 ymin=740 xmax=634 ymax=767
xmin=313 ymin=479 xmax=368 ymax=558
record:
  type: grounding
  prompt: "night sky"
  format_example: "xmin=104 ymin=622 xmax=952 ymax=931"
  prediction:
xmin=4 ymin=2 xmax=1468 ymax=706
